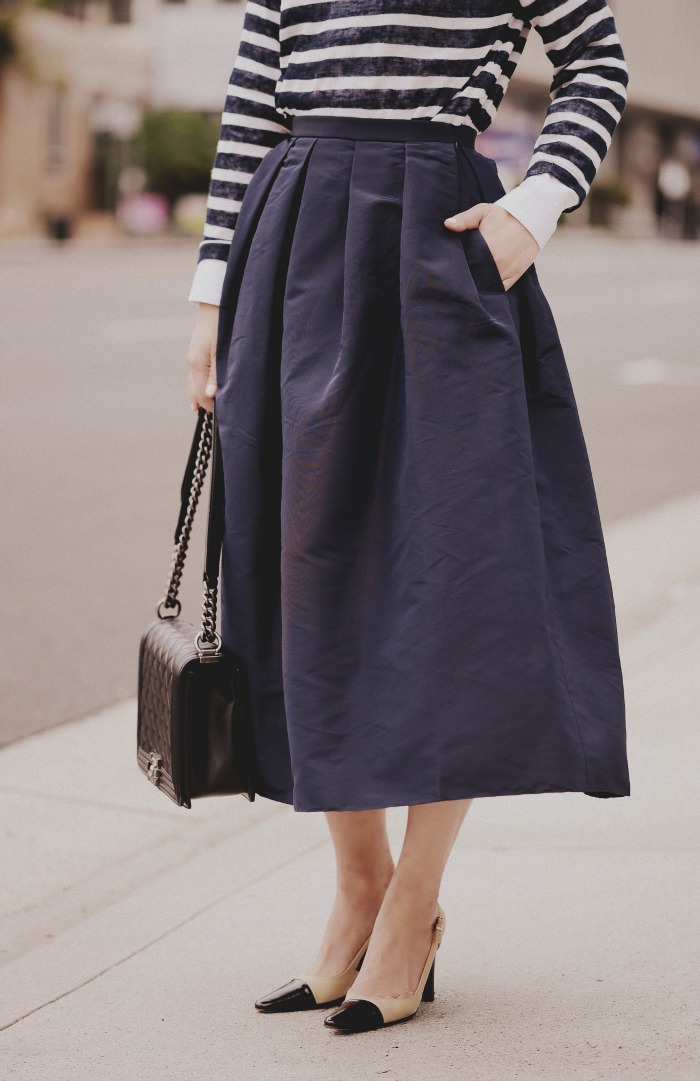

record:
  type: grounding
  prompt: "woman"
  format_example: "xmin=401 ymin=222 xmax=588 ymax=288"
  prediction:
xmin=185 ymin=0 xmax=631 ymax=1033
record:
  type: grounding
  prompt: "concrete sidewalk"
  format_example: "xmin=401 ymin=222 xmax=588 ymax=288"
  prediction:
xmin=1 ymin=495 xmax=699 ymax=1081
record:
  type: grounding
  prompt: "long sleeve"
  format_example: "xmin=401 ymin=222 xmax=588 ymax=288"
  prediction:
xmin=188 ymin=0 xmax=291 ymax=306
xmin=494 ymin=0 xmax=629 ymax=249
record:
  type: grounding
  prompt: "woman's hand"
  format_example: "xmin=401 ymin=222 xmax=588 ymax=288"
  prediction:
xmin=444 ymin=203 xmax=539 ymax=291
xmin=186 ymin=302 xmax=220 ymax=414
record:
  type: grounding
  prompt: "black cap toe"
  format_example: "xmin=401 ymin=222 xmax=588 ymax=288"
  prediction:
xmin=255 ymin=979 xmax=318 ymax=1012
xmin=324 ymin=998 xmax=385 ymax=1032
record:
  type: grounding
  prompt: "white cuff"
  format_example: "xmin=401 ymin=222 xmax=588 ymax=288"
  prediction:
xmin=493 ymin=173 xmax=579 ymax=250
xmin=188 ymin=258 xmax=228 ymax=306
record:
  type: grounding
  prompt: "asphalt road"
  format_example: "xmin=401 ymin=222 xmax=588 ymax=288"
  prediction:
xmin=1 ymin=230 xmax=698 ymax=745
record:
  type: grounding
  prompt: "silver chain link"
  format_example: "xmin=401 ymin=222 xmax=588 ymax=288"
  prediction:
xmin=157 ymin=412 xmax=221 ymax=655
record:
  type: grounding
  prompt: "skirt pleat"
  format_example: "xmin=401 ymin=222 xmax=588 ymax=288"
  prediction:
xmin=214 ymin=123 xmax=630 ymax=811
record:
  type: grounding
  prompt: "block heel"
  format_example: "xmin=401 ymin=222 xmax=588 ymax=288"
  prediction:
xmin=323 ymin=903 xmax=445 ymax=1032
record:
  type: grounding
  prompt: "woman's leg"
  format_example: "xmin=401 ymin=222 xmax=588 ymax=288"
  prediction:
xmin=305 ymin=808 xmax=396 ymax=977
xmin=348 ymin=798 xmax=473 ymax=997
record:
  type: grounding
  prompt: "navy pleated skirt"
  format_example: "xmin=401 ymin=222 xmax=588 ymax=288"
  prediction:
xmin=214 ymin=114 xmax=631 ymax=812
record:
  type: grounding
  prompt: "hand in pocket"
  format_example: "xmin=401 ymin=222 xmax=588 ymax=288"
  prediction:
xmin=444 ymin=202 xmax=540 ymax=291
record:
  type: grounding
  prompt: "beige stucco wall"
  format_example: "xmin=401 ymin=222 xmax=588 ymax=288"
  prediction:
xmin=0 ymin=9 xmax=148 ymax=236
xmin=613 ymin=0 xmax=700 ymax=120
xmin=512 ymin=0 xmax=700 ymax=122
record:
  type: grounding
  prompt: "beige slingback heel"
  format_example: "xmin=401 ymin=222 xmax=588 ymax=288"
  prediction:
xmin=323 ymin=903 xmax=445 ymax=1032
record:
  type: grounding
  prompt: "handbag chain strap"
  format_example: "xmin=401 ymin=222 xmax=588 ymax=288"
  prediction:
xmin=156 ymin=405 xmax=225 ymax=661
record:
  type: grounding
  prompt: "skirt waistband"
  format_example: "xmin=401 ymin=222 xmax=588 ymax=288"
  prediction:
xmin=289 ymin=115 xmax=477 ymax=147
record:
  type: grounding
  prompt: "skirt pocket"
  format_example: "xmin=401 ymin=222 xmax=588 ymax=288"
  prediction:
xmin=454 ymin=143 xmax=507 ymax=299
xmin=460 ymin=226 xmax=507 ymax=296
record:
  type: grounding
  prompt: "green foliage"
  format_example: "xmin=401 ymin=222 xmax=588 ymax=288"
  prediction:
xmin=31 ymin=0 xmax=69 ymax=11
xmin=133 ymin=109 xmax=220 ymax=207
xmin=594 ymin=176 xmax=633 ymax=207
xmin=588 ymin=176 xmax=633 ymax=226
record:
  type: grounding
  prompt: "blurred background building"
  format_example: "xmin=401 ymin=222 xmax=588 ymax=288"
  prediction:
xmin=481 ymin=0 xmax=700 ymax=241
xmin=0 ymin=0 xmax=247 ymax=239
xmin=0 ymin=0 xmax=699 ymax=242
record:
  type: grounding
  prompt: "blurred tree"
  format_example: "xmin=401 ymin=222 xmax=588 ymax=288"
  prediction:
xmin=132 ymin=109 xmax=219 ymax=210
xmin=588 ymin=177 xmax=633 ymax=227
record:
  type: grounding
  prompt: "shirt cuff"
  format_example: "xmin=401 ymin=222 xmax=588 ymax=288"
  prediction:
xmin=493 ymin=173 xmax=579 ymax=250
xmin=188 ymin=258 xmax=228 ymax=306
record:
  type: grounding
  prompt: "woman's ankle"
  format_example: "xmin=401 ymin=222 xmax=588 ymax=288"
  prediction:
xmin=379 ymin=873 xmax=440 ymax=920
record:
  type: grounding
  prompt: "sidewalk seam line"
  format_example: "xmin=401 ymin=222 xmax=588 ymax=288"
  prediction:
xmin=0 ymin=784 xmax=186 ymax=820
xmin=0 ymin=836 xmax=329 ymax=1034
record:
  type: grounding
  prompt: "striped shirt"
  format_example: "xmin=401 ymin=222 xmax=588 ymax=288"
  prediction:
xmin=189 ymin=0 xmax=628 ymax=305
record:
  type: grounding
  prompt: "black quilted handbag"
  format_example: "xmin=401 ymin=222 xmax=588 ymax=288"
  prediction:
xmin=137 ymin=404 xmax=256 ymax=807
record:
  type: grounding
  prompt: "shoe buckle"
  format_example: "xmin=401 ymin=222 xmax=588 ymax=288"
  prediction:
xmin=434 ymin=914 xmax=445 ymax=933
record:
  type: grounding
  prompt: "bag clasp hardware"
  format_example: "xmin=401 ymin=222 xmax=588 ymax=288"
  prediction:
xmin=195 ymin=629 xmax=223 ymax=663
xmin=146 ymin=751 xmax=163 ymax=785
